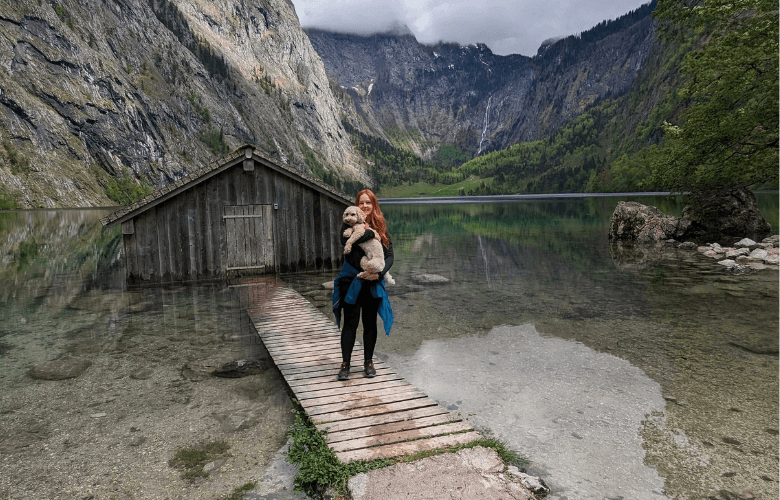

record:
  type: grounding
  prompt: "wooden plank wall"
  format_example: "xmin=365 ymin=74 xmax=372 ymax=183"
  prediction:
xmin=124 ymin=160 xmax=348 ymax=284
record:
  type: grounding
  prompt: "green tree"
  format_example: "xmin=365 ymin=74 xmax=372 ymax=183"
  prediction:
xmin=650 ymin=0 xmax=778 ymax=196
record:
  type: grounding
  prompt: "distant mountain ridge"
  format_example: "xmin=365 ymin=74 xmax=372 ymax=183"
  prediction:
xmin=306 ymin=2 xmax=656 ymax=160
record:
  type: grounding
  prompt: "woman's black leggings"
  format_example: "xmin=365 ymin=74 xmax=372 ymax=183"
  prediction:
xmin=340 ymin=286 xmax=381 ymax=366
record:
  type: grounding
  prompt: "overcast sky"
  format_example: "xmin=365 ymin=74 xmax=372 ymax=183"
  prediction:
xmin=291 ymin=0 xmax=651 ymax=56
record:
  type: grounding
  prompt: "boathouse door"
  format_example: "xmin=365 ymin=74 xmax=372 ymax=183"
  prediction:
xmin=223 ymin=204 xmax=275 ymax=274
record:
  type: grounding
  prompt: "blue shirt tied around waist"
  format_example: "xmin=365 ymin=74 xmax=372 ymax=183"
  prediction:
xmin=332 ymin=260 xmax=394 ymax=335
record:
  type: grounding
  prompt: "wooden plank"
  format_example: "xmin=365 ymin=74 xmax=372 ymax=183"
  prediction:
xmin=262 ymin=331 xmax=339 ymax=345
xmin=295 ymin=378 xmax=410 ymax=400
xmin=304 ymin=189 xmax=315 ymax=269
xmin=325 ymin=413 xmax=460 ymax=444
xmin=287 ymin=178 xmax=300 ymax=272
xmin=260 ymin=331 xmax=340 ymax=345
xmin=283 ymin=365 xmax=392 ymax=382
xmin=225 ymin=205 xmax=237 ymax=271
xmin=216 ymin=173 xmax=229 ymax=275
xmin=266 ymin=343 xmax=342 ymax=359
xmin=272 ymin=351 xmax=361 ymax=368
xmin=285 ymin=370 xmax=397 ymax=388
xmin=263 ymin=204 xmax=275 ymax=270
xmin=186 ymin=189 xmax=198 ymax=280
xmin=330 ymin=421 xmax=475 ymax=453
xmin=315 ymin=406 xmax=450 ymax=434
xmin=298 ymin=384 xmax=420 ymax=407
xmin=137 ymin=210 xmax=155 ymax=281
xmin=123 ymin=233 xmax=139 ymax=283
xmin=259 ymin=327 xmax=339 ymax=341
xmin=311 ymin=397 xmax=440 ymax=424
xmin=195 ymin=185 xmax=207 ymax=279
xmin=155 ymin=200 xmax=171 ymax=283
xmin=264 ymin=340 xmax=341 ymax=356
xmin=335 ymin=431 xmax=482 ymax=463
xmin=259 ymin=329 xmax=341 ymax=342
xmin=273 ymin=172 xmax=289 ymax=271
xmin=304 ymin=390 xmax=427 ymax=417
xmin=261 ymin=334 xmax=339 ymax=348
xmin=202 ymin=178 xmax=215 ymax=276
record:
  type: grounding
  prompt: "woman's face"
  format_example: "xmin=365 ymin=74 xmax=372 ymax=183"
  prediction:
xmin=358 ymin=194 xmax=373 ymax=219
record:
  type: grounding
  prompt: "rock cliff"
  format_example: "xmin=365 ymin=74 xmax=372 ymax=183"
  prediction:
xmin=0 ymin=0 xmax=357 ymax=207
xmin=307 ymin=3 xmax=655 ymax=159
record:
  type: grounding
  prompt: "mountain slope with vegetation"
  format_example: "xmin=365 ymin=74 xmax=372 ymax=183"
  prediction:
xmin=377 ymin=0 xmax=778 ymax=198
xmin=0 ymin=0 xmax=360 ymax=208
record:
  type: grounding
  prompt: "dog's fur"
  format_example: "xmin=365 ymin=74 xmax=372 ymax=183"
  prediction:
xmin=342 ymin=206 xmax=395 ymax=284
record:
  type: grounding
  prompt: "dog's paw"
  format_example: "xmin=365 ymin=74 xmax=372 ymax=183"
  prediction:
xmin=343 ymin=244 xmax=352 ymax=254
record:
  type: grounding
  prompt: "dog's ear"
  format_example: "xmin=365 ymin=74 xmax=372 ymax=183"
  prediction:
xmin=355 ymin=207 xmax=365 ymax=223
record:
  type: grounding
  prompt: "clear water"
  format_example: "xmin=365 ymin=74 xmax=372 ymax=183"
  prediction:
xmin=0 ymin=193 xmax=777 ymax=499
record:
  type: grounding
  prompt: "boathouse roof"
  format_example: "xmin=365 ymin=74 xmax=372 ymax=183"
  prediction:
xmin=101 ymin=144 xmax=352 ymax=228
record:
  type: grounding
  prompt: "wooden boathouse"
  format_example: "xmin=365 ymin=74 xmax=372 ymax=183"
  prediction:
xmin=101 ymin=145 xmax=353 ymax=284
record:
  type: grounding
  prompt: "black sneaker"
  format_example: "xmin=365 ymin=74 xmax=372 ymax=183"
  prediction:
xmin=364 ymin=361 xmax=376 ymax=378
xmin=337 ymin=362 xmax=350 ymax=381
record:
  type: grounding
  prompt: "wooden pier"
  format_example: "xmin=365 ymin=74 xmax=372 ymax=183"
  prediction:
xmin=237 ymin=277 xmax=481 ymax=462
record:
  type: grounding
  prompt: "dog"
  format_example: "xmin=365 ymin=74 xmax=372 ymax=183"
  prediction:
xmin=342 ymin=206 xmax=395 ymax=284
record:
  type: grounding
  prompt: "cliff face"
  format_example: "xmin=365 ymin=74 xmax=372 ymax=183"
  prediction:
xmin=0 ymin=0 xmax=357 ymax=208
xmin=306 ymin=4 xmax=655 ymax=159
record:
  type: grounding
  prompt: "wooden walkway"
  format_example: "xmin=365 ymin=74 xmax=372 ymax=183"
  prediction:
xmin=236 ymin=277 xmax=481 ymax=463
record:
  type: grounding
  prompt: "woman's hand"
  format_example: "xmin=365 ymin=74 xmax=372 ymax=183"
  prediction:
xmin=356 ymin=271 xmax=379 ymax=281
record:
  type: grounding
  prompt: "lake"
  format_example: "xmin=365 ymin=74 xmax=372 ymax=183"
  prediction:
xmin=0 ymin=193 xmax=777 ymax=499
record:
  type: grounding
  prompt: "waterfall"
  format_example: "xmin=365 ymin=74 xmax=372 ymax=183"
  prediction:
xmin=477 ymin=235 xmax=491 ymax=287
xmin=477 ymin=95 xmax=493 ymax=155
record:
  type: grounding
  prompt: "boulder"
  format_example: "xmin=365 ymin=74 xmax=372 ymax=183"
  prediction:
xmin=608 ymin=202 xmax=681 ymax=243
xmin=610 ymin=190 xmax=772 ymax=245
xmin=734 ymin=238 xmax=758 ymax=249
xmin=676 ymin=188 xmax=771 ymax=242
xmin=726 ymin=248 xmax=750 ymax=258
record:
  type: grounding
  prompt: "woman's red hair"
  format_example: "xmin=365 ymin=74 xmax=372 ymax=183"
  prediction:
xmin=356 ymin=189 xmax=390 ymax=247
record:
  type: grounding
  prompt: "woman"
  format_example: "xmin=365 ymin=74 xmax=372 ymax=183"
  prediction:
xmin=332 ymin=189 xmax=394 ymax=380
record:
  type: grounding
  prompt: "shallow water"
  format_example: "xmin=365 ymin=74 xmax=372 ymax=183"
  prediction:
xmin=0 ymin=210 xmax=293 ymax=499
xmin=291 ymin=193 xmax=779 ymax=500
xmin=1 ymin=194 xmax=777 ymax=499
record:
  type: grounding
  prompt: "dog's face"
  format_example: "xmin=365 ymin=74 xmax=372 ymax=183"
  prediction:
xmin=343 ymin=206 xmax=365 ymax=226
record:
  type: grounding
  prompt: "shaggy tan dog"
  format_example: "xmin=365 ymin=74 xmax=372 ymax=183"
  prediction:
xmin=342 ymin=206 xmax=395 ymax=284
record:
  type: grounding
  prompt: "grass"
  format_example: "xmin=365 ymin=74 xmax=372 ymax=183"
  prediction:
xmin=378 ymin=176 xmax=495 ymax=198
xmin=285 ymin=402 xmax=529 ymax=497
xmin=168 ymin=440 xmax=231 ymax=482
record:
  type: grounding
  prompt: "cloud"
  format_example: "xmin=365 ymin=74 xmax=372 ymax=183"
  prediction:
xmin=292 ymin=0 xmax=650 ymax=56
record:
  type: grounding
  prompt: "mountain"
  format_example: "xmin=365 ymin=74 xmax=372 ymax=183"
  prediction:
xmin=0 ymin=0 xmax=359 ymax=208
xmin=306 ymin=2 xmax=656 ymax=161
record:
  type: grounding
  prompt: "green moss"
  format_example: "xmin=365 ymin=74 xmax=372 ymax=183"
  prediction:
xmin=168 ymin=440 xmax=231 ymax=482
xmin=226 ymin=482 xmax=256 ymax=500
xmin=285 ymin=403 xmax=528 ymax=497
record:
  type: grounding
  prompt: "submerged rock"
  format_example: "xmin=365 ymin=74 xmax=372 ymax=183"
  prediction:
xmin=29 ymin=356 xmax=91 ymax=380
xmin=212 ymin=359 xmax=266 ymax=378
xmin=411 ymin=273 xmax=450 ymax=284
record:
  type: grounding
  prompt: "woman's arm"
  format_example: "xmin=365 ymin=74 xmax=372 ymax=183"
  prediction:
xmin=340 ymin=223 xmax=375 ymax=246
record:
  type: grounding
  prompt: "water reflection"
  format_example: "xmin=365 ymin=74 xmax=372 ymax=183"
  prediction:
xmin=0 ymin=210 xmax=293 ymax=499
xmin=292 ymin=194 xmax=778 ymax=500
